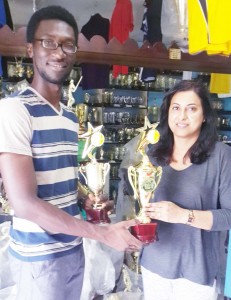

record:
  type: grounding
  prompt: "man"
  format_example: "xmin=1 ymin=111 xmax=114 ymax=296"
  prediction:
xmin=0 ymin=6 xmax=142 ymax=300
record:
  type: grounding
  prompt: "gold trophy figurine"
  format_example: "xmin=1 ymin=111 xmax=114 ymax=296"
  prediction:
xmin=75 ymin=103 xmax=88 ymax=132
xmin=128 ymin=116 xmax=162 ymax=243
xmin=67 ymin=79 xmax=76 ymax=108
xmin=79 ymin=122 xmax=111 ymax=224
xmin=67 ymin=76 xmax=83 ymax=109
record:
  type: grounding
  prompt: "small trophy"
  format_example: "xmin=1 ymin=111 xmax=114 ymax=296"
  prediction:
xmin=128 ymin=117 xmax=162 ymax=244
xmin=75 ymin=103 xmax=88 ymax=131
xmin=79 ymin=122 xmax=111 ymax=224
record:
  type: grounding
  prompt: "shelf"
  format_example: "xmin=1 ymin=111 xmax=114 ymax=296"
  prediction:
xmin=215 ymin=110 xmax=231 ymax=115
xmin=104 ymin=122 xmax=143 ymax=126
xmin=2 ymin=25 xmax=231 ymax=74
xmin=76 ymin=35 xmax=231 ymax=73
xmin=108 ymin=85 xmax=148 ymax=91
xmin=108 ymin=160 xmax=122 ymax=164
xmin=104 ymin=141 xmax=126 ymax=144
xmin=103 ymin=104 xmax=147 ymax=109
xmin=218 ymin=127 xmax=231 ymax=131
xmin=83 ymin=102 xmax=102 ymax=107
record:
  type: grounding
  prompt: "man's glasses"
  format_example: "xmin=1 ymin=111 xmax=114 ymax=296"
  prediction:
xmin=34 ymin=39 xmax=77 ymax=54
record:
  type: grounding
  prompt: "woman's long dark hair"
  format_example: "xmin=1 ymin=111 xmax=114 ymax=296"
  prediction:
xmin=148 ymin=80 xmax=218 ymax=166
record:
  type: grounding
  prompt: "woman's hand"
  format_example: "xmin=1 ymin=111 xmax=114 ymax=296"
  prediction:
xmin=84 ymin=193 xmax=115 ymax=214
xmin=143 ymin=201 xmax=187 ymax=223
xmin=83 ymin=193 xmax=96 ymax=209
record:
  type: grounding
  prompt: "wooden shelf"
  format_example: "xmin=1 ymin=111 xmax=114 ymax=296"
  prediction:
xmin=215 ymin=110 xmax=231 ymax=115
xmin=1 ymin=25 xmax=231 ymax=74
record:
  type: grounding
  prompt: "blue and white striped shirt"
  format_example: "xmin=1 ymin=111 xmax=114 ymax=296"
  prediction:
xmin=0 ymin=87 xmax=82 ymax=261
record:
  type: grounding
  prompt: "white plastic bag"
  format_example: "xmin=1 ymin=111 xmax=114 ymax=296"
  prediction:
xmin=0 ymin=221 xmax=16 ymax=299
xmin=104 ymin=264 xmax=144 ymax=300
xmin=161 ymin=0 xmax=188 ymax=52
xmin=80 ymin=238 xmax=124 ymax=300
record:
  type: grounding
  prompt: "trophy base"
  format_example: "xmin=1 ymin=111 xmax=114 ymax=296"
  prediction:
xmin=130 ymin=223 xmax=158 ymax=244
xmin=85 ymin=208 xmax=111 ymax=224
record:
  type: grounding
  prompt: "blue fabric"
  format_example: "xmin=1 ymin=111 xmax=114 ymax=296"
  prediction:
xmin=0 ymin=0 xmax=6 ymax=76
xmin=0 ymin=0 xmax=6 ymax=25
xmin=225 ymin=230 xmax=231 ymax=297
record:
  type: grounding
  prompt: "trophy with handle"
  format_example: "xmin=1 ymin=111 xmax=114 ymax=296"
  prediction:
xmin=128 ymin=117 xmax=162 ymax=244
xmin=79 ymin=122 xmax=111 ymax=224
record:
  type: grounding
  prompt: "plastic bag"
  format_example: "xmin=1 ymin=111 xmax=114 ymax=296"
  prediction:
xmin=0 ymin=221 xmax=16 ymax=298
xmin=161 ymin=0 xmax=188 ymax=52
xmin=80 ymin=238 xmax=124 ymax=300
xmin=104 ymin=291 xmax=143 ymax=300
xmin=104 ymin=264 xmax=144 ymax=300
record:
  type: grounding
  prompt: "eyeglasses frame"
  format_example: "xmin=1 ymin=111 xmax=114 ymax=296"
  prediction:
xmin=33 ymin=38 xmax=77 ymax=54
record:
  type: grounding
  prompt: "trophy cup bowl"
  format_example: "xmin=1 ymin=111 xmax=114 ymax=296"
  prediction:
xmin=128 ymin=157 xmax=162 ymax=244
xmin=130 ymin=223 xmax=158 ymax=244
xmin=79 ymin=161 xmax=111 ymax=224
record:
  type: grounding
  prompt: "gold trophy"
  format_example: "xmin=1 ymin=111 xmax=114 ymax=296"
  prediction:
xmin=79 ymin=122 xmax=111 ymax=224
xmin=75 ymin=103 xmax=88 ymax=132
xmin=128 ymin=117 xmax=162 ymax=244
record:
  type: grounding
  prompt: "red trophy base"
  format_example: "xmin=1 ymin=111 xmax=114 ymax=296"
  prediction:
xmin=130 ymin=223 xmax=158 ymax=244
xmin=85 ymin=208 xmax=111 ymax=224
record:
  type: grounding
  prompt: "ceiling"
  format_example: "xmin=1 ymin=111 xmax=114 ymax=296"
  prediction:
xmin=8 ymin=0 xmax=145 ymax=43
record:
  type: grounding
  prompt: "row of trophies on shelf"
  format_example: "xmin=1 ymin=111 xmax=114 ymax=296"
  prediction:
xmin=108 ymin=70 xmax=186 ymax=91
xmin=97 ymin=145 xmax=127 ymax=162
xmin=5 ymin=60 xmax=187 ymax=93
xmin=103 ymin=111 xmax=145 ymax=126
xmin=103 ymin=127 xmax=138 ymax=143
xmin=102 ymin=93 xmax=144 ymax=106
xmin=218 ymin=134 xmax=231 ymax=143
xmin=216 ymin=116 xmax=230 ymax=128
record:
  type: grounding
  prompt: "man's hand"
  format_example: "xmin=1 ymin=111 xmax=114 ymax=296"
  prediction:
xmin=99 ymin=219 xmax=143 ymax=252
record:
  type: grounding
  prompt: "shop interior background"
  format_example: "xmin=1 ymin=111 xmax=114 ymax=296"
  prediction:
xmin=8 ymin=0 xmax=144 ymax=43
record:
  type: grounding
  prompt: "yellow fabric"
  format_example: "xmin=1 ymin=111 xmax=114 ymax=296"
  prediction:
xmin=188 ymin=0 xmax=231 ymax=55
xmin=209 ymin=73 xmax=231 ymax=94
xmin=188 ymin=0 xmax=208 ymax=54
xmin=208 ymin=1 xmax=231 ymax=45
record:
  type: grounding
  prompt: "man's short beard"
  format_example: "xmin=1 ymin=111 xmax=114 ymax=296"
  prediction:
xmin=40 ymin=71 xmax=69 ymax=85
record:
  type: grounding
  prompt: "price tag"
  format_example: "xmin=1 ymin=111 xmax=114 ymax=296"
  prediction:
xmin=169 ymin=48 xmax=181 ymax=60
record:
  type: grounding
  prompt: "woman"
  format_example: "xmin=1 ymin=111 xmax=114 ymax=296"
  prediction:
xmin=141 ymin=80 xmax=231 ymax=300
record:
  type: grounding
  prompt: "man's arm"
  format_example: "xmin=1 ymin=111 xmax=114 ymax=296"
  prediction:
xmin=0 ymin=152 xmax=142 ymax=251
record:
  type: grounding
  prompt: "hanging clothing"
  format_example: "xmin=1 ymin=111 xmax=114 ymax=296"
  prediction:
xmin=0 ymin=0 xmax=13 ymax=77
xmin=188 ymin=0 xmax=231 ymax=55
xmin=80 ymin=13 xmax=110 ymax=90
xmin=0 ymin=0 xmax=6 ymax=77
xmin=109 ymin=0 xmax=134 ymax=78
xmin=140 ymin=0 xmax=163 ymax=82
xmin=210 ymin=74 xmax=231 ymax=94
xmin=141 ymin=7 xmax=148 ymax=41
xmin=145 ymin=0 xmax=162 ymax=45
xmin=0 ymin=0 xmax=6 ymax=25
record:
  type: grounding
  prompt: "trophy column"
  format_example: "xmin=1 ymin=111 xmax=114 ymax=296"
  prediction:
xmin=128 ymin=117 xmax=162 ymax=244
xmin=79 ymin=122 xmax=111 ymax=224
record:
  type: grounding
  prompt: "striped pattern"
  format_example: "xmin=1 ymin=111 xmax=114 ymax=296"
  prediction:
xmin=5 ymin=87 xmax=81 ymax=261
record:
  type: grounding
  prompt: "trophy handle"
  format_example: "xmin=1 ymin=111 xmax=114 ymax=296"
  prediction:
xmin=128 ymin=166 xmax=139 ymax=200
xmin=103 ymin=163 xmax=110 ymax=185
xmin=153 ymin=166 xmax=163 ymax=190
xmin=79 ymin=166 xmax=88 ymax=185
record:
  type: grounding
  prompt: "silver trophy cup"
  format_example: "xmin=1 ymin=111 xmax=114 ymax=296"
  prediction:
xmin=79 ymin=160 xmax=110 ymax=223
